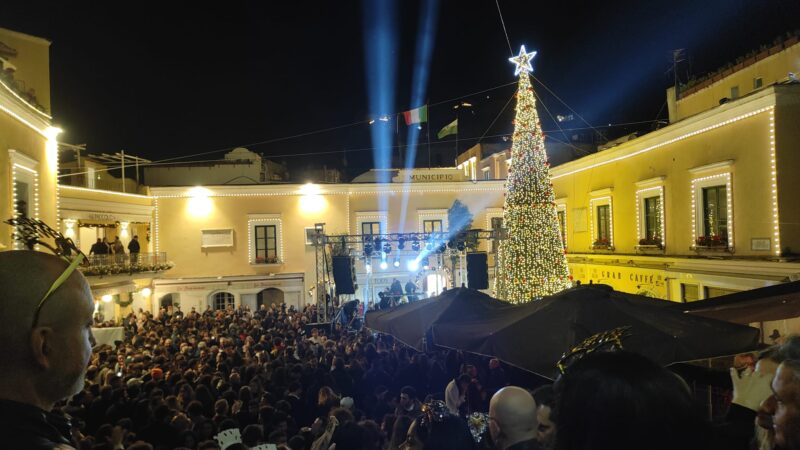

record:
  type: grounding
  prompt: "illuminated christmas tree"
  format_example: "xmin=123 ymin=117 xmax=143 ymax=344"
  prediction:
xmin=495 ymin=46 xmax=571 ymax=303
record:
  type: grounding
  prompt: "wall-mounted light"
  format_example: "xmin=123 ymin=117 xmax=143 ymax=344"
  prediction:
xmin=299 ymin=183 xmax=327 ymax=214
xmin=64 ymin=219 xmax=77 ymax=238
xmin=119 ymin=221 xmax=130 ymax=239
xmin=101 ymin=294 xmax=113 ymax=303
xmin=187 ymin=187 xmax=212 ymax=217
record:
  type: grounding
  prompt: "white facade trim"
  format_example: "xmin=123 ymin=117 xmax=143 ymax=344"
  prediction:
xmin=484 ymin=207 xmax=504 ymax=231
xmin=691 ymin=172 xmax=734 ymax=250
xmin=150 ymin=180 xmax=506 ymax=199
xmin=688 ymin=160 xmax=735 ymax=175
xmin=417 ymin=209 xmax=449 ymax=233
xmin=247 ymin=213 xmax=283 ymax=264
xmin=549 ymin=87 xmax=778 ymax=181
xmin=589 ymin=196 xmax=614 ymax=248
xmin=589 ymin=188 xmax=614 ymax=197
xmin=635 ymin=176 xmax=666 ymax=188
xmin=60 ymin=197 xmax=154 ymax=221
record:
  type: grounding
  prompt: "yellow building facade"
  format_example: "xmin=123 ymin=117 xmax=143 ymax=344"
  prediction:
xmin=0 ymin=28 xmax=60 ymax=250
xmin=5 ymin=26 xmax=799 ymax=339
xmin=148 ymin=181 xmax=505 ymax=313
xmin=145 ymin=81 xmax=800 ymax=321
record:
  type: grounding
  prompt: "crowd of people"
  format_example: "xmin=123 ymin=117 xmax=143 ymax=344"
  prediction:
xmin=2 ymin=250 xmax=800 ymax=450
xmin=88 ymin=235 xmax=141 ymax=263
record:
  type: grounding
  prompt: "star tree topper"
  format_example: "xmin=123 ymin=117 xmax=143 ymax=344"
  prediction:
xmin=509 ymin=45 xmax=537 ymax=76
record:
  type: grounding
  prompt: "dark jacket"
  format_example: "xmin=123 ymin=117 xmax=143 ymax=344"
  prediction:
xmin=0 ymin=399 xmax=73 ymax=449
xmin=506 ymin=438 xmax=542 ymax=450
xmin=128 ymin=239 xmax=141 ymax=253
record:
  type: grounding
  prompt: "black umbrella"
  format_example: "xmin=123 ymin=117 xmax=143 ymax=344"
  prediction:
xmin=677 ymin=280 xmax=800 ymax=324
xmin=430 ymin=284 xmax=761 ymax=379
xmin=364 ymin=287 xmax=510 ymax=350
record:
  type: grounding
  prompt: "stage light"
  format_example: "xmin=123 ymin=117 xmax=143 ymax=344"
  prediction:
xmin=422 ymin=257 xmax=430 ymax=270
xmin=382 ymin=242 xmax=392 ymax=254
xmin=364 ymin=244 xmax=373 ymax=257
xmin=425 ymin=242 xmax=433 ymax=251
xmin=374 ymin=236 xmax=382 ymax=248
xmin=411 ymin=240 xmax=421 ymax=252
xmin=393 ymin=256 xmax=400 ymax=268
xmin=447 ymin=240 xmax=456 ymax=249
xmin=456 ymin=241 xmax=465 ymax=251
xmin=398 ymin=237 xmax=406 ymax=250
xmin=408 ymin=259 xmax=419 ymax=271
xmin=438 ymin=243 xmax=447 ymax=253
xmin=380 ymin=261 xmax=388 ymax=270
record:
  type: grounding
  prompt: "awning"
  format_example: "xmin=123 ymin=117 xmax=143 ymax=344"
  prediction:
xmin=678 ymin=281 xmax=800 ymax=324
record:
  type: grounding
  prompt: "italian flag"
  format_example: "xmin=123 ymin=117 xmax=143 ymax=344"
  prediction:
xmin=403 ymin=105 xmax=428 ymax=125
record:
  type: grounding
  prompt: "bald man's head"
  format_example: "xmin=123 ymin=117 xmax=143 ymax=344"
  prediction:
xmin=0 ymin=251 xmax=95 ymax=409
xmin=489 ymin=386 xmax=538 ymax=449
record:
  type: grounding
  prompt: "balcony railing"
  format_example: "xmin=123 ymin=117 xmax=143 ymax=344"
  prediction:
xmin=80 ymin=252 xmax=173 ymax=277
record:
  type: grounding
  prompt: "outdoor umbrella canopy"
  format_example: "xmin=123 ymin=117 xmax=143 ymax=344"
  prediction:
xmin=365 ymin=287 xmax=511 ymax=351
xmin=430 ymin=284 xmax=761 ymax=379
xmin=677 ymin=280 xmax=800 ymax=324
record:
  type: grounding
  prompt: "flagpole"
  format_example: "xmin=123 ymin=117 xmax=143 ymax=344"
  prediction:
xmin=455 ymin=104 xmax=459 ymax=166
xmin=427 ymin=101 xmax=431 ymax=168
xmin=396 ymin=113 xmax=401 ymax=166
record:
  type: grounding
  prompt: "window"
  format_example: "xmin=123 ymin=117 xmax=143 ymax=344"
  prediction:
xmin=423 ymin=219 xmax=443 ymax=233
xmin=362 ymin=221 xmax=381 ymax=237
xmin=248 ymin=214 xmax=282 ymax=264
xmin=557 ymin=210 xmax=566 ymax=247
xmin=704 ymin=286 xmax=739 ymax=298
xmin=702 ymin=185 xmax=728 ymax=243
xmin=730 ymin=86 xmax=739 ymax=99
xmin=754 ymin=77 xmax=763 ymax=89
xmin=681 ymin=284 xmax=700 ymax=302
xmin=213 ymin=292 xmax=235 ymax=310
xmin=596 ymin=205 xmax=610 ymax=242
xmin=14 ymin=180 xmax=29 ymax=218
xmin=589 ymin=192 xmax=613 ymax=248
xmin=483 ymin=169 xmax=491 ymax=180
xmin=644 ymin=196 xmax=662 ymax=240
xmin=254 ymin=225 xmax=277 ymax=263
xmin=491 ymin=217 xmax=503 ymax=252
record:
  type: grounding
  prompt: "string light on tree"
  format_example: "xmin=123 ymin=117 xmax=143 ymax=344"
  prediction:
xmin=495 ymin=45 xmax=572 ymax=303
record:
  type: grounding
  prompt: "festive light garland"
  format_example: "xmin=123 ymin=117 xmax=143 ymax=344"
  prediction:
xmin=635 ymin=186 xmax=665 ymax=247
xmin=247 ymin=215 xmax=284 ymax=264
xmin=495 ymin=47 xmax=571 ymax=303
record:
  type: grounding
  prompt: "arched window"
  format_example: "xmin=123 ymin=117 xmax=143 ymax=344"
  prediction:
xmin=212 ymin=292 xmax=235 ymax=310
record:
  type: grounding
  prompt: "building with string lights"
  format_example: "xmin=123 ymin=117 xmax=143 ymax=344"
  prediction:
xmin=456 ymin=35 xmax=800 ymax=333
xmin=3 ymin=25 xmax=800 ymax=338
xmin=0 ymin=28 xmax=61 ymax=251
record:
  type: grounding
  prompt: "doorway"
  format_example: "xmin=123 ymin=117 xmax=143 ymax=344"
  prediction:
xmin=257 ymin=288 xmax=284 ymax=308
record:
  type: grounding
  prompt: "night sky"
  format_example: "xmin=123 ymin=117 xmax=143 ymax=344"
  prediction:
xmin=3 ymin=0 xmax=799 ymax=178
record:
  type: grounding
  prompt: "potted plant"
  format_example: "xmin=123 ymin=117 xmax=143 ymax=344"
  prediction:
xmin=638 ymin=236 xmax=663 ymax=249
xmin=592 ymin=237 xmax=612 ymax=249
xmin=695 ymin=234 xmax=728 ymax=248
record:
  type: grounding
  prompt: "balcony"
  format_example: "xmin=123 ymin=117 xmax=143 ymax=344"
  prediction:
xmin=80 ymin=252 xmax=173 ymax=277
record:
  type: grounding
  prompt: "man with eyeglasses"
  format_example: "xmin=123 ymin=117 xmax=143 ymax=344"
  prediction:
xmin=0 ymin=250 xmax=96 ymax=449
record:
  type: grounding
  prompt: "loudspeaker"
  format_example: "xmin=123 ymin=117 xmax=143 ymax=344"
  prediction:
xmin=466 ymin=252 xmax=489 ymax=289
xmin=332 ymin=256 xmax=356 ymax=295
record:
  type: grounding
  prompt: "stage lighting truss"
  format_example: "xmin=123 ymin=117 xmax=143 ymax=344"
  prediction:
xmin=321 ymin=229 xmax=505 ymax=279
